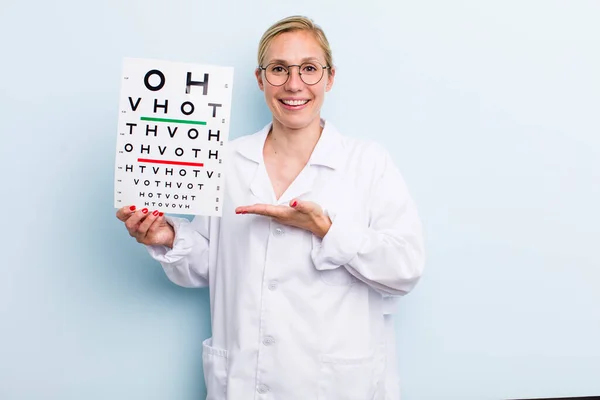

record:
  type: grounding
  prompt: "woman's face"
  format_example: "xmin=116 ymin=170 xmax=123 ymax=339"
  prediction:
xmin=256 ymin=30 xmax=335 ymax=131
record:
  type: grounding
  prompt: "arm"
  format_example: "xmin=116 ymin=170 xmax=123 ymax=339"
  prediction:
xmin=146 ymin=215 xmax=211 ymax=288
xmin=311 ymin=150 xmax=425 ymax=296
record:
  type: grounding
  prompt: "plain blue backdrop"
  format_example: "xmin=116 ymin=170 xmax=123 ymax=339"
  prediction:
xmin=1 ymin=0 xmax=599 ymax=399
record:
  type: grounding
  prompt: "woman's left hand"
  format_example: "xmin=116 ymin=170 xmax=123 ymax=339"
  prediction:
xmin=235 ymin=199 xmax=332 ymax=238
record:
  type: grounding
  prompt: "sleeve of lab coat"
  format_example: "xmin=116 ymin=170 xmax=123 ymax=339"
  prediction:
xmin=145 ymin=215 xmax=211 ymax=288
xmin=310 ymin=147 xmax=425 ymax=296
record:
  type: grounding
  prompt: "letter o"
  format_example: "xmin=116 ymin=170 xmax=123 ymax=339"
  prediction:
xmin=144 ymin=70 xmax=165 ymax=91
xmin=124 ymin=143 xmax=133 ymax=152
xmin=188 ymin=128 xmax=199 ymax=139
xmin=179 ymin=169 xmax=186 ymax=176
xmin=175 ymin=148 xmax=184 ymax=157
xmin=181 ymin=101 xmax=195 ymax=115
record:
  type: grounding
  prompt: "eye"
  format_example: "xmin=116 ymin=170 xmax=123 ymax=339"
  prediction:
xmin=302 ymin=63 xmax=318 ymax=73
xmin=269 ymin=64 xmax=287 ymax=74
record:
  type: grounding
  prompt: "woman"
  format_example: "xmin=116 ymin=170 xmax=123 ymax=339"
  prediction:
xmin=116 ymin=15 xmax=424 ymax=400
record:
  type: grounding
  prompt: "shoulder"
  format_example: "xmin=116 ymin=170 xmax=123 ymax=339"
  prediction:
xmin=225 ymin=123 xmax=271 ymax=161
xmin=328 ymin=122 xmax=393 ymax=174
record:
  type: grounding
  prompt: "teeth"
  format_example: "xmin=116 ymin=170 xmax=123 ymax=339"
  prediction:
xmin=282 ymin=99 xmax=308 ymax=106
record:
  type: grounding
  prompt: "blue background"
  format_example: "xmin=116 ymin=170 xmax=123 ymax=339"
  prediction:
xmin=1 ymin=1 xmax=599 ymax=399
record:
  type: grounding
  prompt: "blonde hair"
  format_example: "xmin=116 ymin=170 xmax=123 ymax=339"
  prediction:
xmin=257 ymin=15 xmax=333 ymax=69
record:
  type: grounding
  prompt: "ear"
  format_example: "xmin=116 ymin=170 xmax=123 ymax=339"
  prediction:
xmin=255 ymin=68 xmax=265 ymax=92
xmin=325 ymin=66 xmax=336 ymax=92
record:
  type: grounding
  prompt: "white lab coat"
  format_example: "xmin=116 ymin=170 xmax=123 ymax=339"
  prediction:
xmin=147 ymin=119 xmax=425 ymax=400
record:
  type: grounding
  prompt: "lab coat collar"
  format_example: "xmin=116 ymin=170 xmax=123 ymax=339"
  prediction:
xmin=235 ymin=118 xmax=344 ymax=170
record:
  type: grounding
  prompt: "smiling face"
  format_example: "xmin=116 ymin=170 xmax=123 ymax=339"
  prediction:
xmin=256 ymin=30 xmax=335 ymax=131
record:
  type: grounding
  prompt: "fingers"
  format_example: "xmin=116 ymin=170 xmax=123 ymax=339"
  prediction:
xmin=289 ymin=199 xmax=319 ymax=215
xmin=124 ymin=207 xmax=150 ymax=235
xmin=236 ymin=204 xmax=286 ymax=218
xmin=136 ymin=210 xmax=164 ymax=239
xmin=116 ymin=205 xmax=137 ymax=221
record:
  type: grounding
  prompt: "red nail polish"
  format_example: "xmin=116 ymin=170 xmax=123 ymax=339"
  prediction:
xmin=291 ymin=201 xmax=297 ymax=207
xmin=159 ymin=212 xmax=164 ymax=217
xmin=235 ymin=211 xmax=241 ymax=214
xmin=242 ymin=211 xmax=248 ymax=214
xmin=129 ymin=205 xmax=136 ymax=211
xmin=142 ymin=208 xmax=148 ymax=214
xmin=152 ymin=210 xmax=159 ymax=216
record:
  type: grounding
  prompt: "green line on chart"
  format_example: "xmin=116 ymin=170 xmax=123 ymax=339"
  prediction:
xmin=140 ymin=117 xmax=207 ymax=125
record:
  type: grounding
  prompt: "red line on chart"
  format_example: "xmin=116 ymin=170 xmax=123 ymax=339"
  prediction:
xmin=137 ymin=158 xmax=205 ymax=167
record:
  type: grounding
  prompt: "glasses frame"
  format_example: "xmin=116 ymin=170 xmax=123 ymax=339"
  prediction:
xmin=258 ymin=61 xmax=331 ymax=86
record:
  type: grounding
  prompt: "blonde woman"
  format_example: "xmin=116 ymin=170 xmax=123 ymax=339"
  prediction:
xmin=117 ymin=15 xmax=424 ymax=400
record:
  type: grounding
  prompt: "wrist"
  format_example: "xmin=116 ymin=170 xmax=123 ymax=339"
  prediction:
xmin=313 ymin=214 xmax=332 ymax=238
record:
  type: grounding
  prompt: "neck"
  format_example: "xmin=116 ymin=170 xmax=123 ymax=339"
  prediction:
xmin=266 ymin=117 xmax=323 ymax=162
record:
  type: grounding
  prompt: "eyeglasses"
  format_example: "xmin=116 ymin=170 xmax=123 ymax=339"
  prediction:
xmin=258 ymin=61 xmax=330 ymax=86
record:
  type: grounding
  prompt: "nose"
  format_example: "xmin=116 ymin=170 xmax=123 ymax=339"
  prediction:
xmin=284 ymin=65 xmax=303 ymax=91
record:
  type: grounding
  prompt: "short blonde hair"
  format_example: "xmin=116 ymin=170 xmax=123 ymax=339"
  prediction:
xmin=257 ymin=15 xmax=333 ymax=69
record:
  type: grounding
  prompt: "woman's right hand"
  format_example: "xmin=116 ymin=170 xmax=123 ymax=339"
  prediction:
xmin=116 ymin=206 xmax=175 ymax=248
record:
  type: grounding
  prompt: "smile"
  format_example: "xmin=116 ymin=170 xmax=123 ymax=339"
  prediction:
xmin=280 ymin=99 xmax=309 ymax=106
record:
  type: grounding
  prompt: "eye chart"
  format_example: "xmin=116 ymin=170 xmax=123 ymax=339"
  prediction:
xmin=114 ymin=58 xmax=234 ymax=216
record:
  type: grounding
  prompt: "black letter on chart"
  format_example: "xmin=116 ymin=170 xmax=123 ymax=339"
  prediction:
xmin=146 ymin=125 xmax=158 ymax=136
xmin=208 ymin=129 xmax=220 ymax=141
xmin=126 ymin=123 xmax=137 ymax=134
xmin=154 ymin=99 xmax=168 ymax=114
xmin=128 ymin=97 xmax=141 ymax=111
xmin=181 ymin=102 xmax=195 ymax=115
xmin=144 ymin=70 xmax=166 ymax=91
xmin=208 ymin=150 xmax=219 ymax=160
xmin=186 ymin=72 xmax=209 ymax=95
xmin=208 ymin=103 xmax=222 ymax=117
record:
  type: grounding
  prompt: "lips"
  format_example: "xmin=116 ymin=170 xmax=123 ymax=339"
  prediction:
xmin=280 ymin=99 xmax=309 ymax=106
xmin=279 ymin=99 xmax=310 ymax=111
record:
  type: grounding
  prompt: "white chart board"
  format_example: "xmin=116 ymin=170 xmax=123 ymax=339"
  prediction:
xmin=114 ymin=57 xmax=234 ymax=216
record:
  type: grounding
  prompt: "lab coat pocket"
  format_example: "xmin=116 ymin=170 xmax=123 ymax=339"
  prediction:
xmin=202 ymin=338 xmax=228 ymax=400
xmin=317 ymin=354 xmax=378 ymax=400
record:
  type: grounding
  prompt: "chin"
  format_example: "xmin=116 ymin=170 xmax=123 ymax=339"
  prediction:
xmin=275 ymin=114 xmax=318 ymax=130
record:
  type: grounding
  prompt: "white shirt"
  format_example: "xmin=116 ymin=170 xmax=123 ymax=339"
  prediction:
xmin=147 ymin=119 xmax=425 ymax=400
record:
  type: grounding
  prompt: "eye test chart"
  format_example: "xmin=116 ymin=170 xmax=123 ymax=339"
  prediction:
xmin=114 ymin=57 xmax=234 ymax=216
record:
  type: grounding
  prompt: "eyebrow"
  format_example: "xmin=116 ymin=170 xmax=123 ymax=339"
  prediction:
xmin=266 ymin=57 xmax=323 ymax=65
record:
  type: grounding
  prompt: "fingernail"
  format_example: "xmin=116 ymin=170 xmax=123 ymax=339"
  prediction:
xmin=242 ymin=211 xmax=248 ymax=214
xmin=235 ymin=211 xmax=241 ymax=214
xmin=142 ymin=208 xmax=148 ymax=214
xmin=129 ymin=205 xmax=136 ymax=211
xmin=152 ymin=210 xmax=159 ymax=216
xmin=159 ymin=212 xmax=164 ymax=217
xmin=291 ymin=201 xmax=298 ymax=207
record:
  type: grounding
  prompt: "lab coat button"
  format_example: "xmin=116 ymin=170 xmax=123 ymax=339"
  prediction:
xmin=257 ymin=384 xmax=270 ymax=394
xmin=273 ymin=228 xmax=284 ymax=236
xmin=263 ymin=336 xmax=275 ymax=346
xmin=268 ymin=281 xmax=278 ymax=291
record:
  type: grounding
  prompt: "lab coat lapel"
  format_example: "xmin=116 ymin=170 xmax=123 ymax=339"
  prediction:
xmin=249 ymin=162 xmax=276 ymax=204
xmin=235 ymin=123 xmax=274 ymax=204
xmin=276 ymin=165 xmax=318 ymax=205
